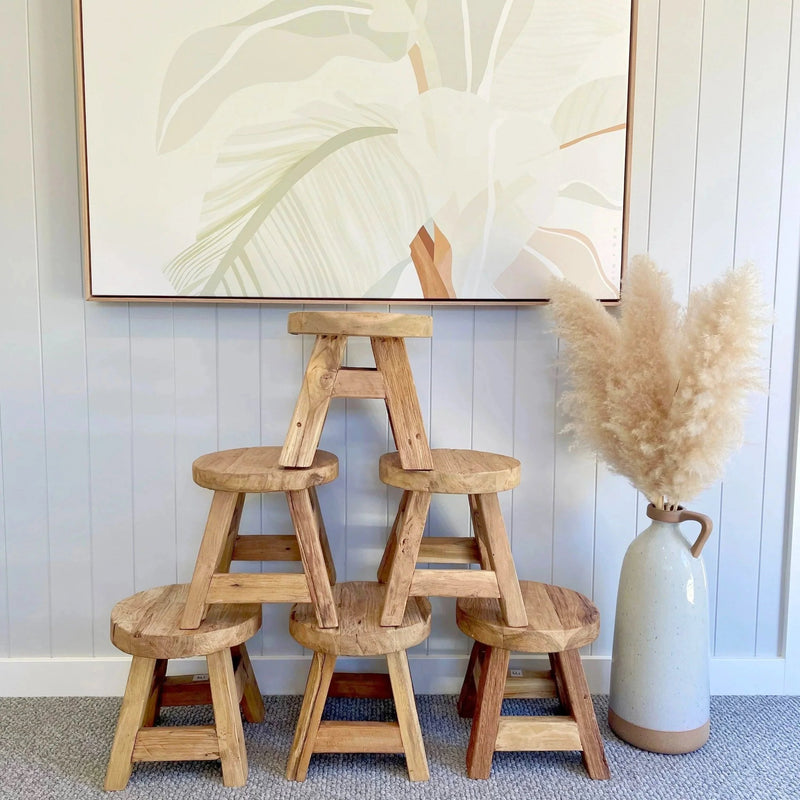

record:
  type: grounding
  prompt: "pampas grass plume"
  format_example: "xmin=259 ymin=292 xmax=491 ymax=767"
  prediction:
xmin=550 ymin=256 xmax=768 ymax=509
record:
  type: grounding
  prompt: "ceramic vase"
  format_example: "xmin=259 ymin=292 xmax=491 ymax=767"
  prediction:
xmin=608 ymin=503 xmax=713 ymax=753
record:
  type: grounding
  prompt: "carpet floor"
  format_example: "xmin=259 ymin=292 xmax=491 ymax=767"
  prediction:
xmin=0 ymin=695 xmax=798 ymax=799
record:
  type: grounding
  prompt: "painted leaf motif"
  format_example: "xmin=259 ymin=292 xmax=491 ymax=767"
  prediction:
xmin=552 ymin=75 xmax=628 ymax=146
xmin=157 ymin=1 xmax=419 ymax=152
xmin=416 ymin=0 xmax=537 ymax=94
xmin=395 ymin=88 xmax=560 ymax=296
xmin=163 ymin=110 xmax=431 ymax=297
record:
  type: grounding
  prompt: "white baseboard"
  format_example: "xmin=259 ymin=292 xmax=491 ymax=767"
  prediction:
xmin=0 ymin=654 xmax=790 ymax=697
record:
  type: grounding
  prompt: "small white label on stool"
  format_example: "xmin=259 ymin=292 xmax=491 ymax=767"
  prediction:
xmin=192 ymin=673 xmax=209 ymax=682
xmin=509 ymin=668 xmax=523 ymax=678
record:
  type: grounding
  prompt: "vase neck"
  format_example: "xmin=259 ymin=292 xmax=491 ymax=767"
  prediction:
xmin=646 ymin=504 xmax=686 ymax=523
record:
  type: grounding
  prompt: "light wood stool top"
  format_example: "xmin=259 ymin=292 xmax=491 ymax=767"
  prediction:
xmin=379 ymin=449 xmax=520 ymax=494
xmin=456 ymin=581 xmax=599 ymax=653
xmin=193 ymin=447 xmax=338 ymax=493
xmin=288 ymin=311 xmax=432 ymax=338
xmin=290 ymin=581 xmax=431 ymax=656
xmin=111 ymin=584 xmax=261 ymax=659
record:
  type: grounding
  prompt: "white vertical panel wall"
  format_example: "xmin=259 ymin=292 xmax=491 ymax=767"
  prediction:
xmin=1 ymin=1 xmax=799 ymax=695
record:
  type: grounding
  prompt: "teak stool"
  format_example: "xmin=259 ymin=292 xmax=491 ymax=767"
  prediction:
xmin=377 ymin=449 xmax=528 ymax=628
xmin=279 ymin=311 xmax=434 ymax=470
xmin=105 ymin=584 xmax=263 ymax=790
xmin=286 ymin=582 xmax=431 ymax=782
xmin=181 ymin=446 xmax=339 ymax=630
xmin=455 ymin=581 xmax=609 ymax=780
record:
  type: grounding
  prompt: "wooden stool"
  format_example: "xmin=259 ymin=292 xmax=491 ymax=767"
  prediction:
xmin=286 ymin=582 xmax=431 ymax=782
xmin=105 ymin=584 xmax=263 ymax=790
xmin=377 ymin=449 xmax=528 ymax=628
xmin=181 ymin=446 xmax=339 ymax=630
xmin=455 ymin=581 xmax=609 ymax=780
xmin=279 ymin=311 xmax=434 ymax=470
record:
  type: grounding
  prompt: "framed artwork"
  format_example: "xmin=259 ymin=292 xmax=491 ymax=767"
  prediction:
xmin=74 ymin=0 xmax=636 ymax=303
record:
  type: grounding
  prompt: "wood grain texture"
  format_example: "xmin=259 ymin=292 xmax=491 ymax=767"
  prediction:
xmin=417 ymin=537 xmax=481 ymax=564
xmin=132 ymin=726 xmax=220 ymax=762
xmin=331 ymin=367 xmax=386 ymax=398
xmin=287 ymin=488 xmax=338 ymax=628
xmin=280 ymin=334 xmax=347 ymax=468
xmin=466 ymin=645 xmax=509 ymax=779
xmin=457 ymin=581 xmax=599 ymax=653
xmin=193 ymin=447 xmax=338 ymax=493
xmin=111 ymin=584 xmax=262 ymax=659
xmin=231 ymin=535 xmax=300 ymax=562
xmin=104 ymin=655 xmax=156 ymax=790
xmin=494 ymin=716 xmax=582 ymax=751
xmin=180 ymin=491 xmax=241 ymax=629
xmin=207 ymin=648 xmax=248 ymax=787
xmin=233 ymin=643 xmax=266 ymax=724
xmin=372 ymin=336 xmax=433 ymax=470
xmin=328 ymin=671 xmax=393 ymax=699
xmin=409 ymin=570 xmax=501 ymax=599
xmin=288 ymin=311 xmax=433 ymax=338
xmin=553 ymin=649 xmax=610 ymax=779
xmin=206 ymin=573 xmax=311 ymax=604
xmin=286 ymin=651 xmax=336 ymax=781
xmin=379 ymin=449 xmax=520 ymax=494
xmin=387 ymin=649 xmax=430 ymax=781
xmin=470 ymin=493 xmax=528 ymax=627
xmin=380 ymin=491 xmax=431 ymax=625
xmin=290 ymin=582 xmax=431 ymax=656
xmin=313 ymin=721 xmax=404 ymax=753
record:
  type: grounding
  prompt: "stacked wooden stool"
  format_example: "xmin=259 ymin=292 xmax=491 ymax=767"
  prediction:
xmin=104 ymin=309 xmax=608 ymax=788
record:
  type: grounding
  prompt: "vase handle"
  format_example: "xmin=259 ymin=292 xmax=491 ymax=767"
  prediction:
xmin=678 ymin=509 xmax=713 ymax=558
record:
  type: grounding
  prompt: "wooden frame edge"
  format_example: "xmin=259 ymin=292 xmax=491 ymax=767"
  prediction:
xmin=75 ymin=1 xmax=636 ymax=308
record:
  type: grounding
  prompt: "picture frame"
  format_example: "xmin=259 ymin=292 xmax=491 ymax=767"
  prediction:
xmin=74 ymin=0 xmax=636 ymax=304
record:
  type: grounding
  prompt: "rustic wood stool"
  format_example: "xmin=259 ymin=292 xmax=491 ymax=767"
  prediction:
xmin=181 ymin=446 xmax=339 ymax=630
xmin=455 ymin=581 xmax=609 ymax=780
xmin=279 ymin=311 xmax=433 ymax=471
xmin=105 ymin=584 xmax=263 ymax=790
xmin=377 ymin=449 xmax=528 ymax=628
xmin=286 ymin=581 xmax=432 ymax=782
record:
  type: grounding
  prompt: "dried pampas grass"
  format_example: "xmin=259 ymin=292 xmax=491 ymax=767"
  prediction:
xmin=550 ymin=256 xmax=768 ymax=510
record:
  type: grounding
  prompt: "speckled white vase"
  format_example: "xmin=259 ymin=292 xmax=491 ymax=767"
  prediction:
xmin=608 ymin=503 xmax=713 ymax=753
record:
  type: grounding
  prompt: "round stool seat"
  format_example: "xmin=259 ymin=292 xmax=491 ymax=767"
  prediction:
xmin=290 ymin=582 xmax=431 ymax=656
xmin=457 ymin=581 xmax=599 ymax=653
xmin=379 ymin=449 xmax=520 ymax=495
xmin=193 ymin=446 xmax=338 ymax=492
xmin=111 ymin=584 xmax=261 ymax=659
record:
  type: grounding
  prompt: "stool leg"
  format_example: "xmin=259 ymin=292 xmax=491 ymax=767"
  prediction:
xmin=181 ymin=491 xmax=242 ymax=629
xmin=370 ymin=336 xmax=433 ymax=470
xmin=141 ymin=659 xmax=168 ymax=727
xmin=104 ymin=656 xmax=156 ymax=791
xmin=387 ymin=650 xmax=429 ymax=781
xmin=309 ymin=486 xmax=336 ymax=585
xmin=287 ymin=652 xmax=337 ymax=781
xmin=457 ymin=642 xmax=485 ymax=719
xmin=208 ymin=648 xmax=248 ymax=787
xmin=287 ymin=488 xmax=338 ymax=628
xmin=380 ymin=491 xmax=431 ymax=626
xmin=552 ymin=650 xmax=610 ymax=780
xmin=232 ymin=643 xmax=265 ymax=723
xmin=470 ymin=493 xmax=528 ymax=627
xmin=280 ymin=334 xmax=347 ymax=467
xmin=466 ymin=646 xmax=510 ymax=779
xmin=377 ymin=490 xmax=410 ymax=584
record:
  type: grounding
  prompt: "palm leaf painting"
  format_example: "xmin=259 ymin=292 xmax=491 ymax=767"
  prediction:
xmin=157 ymin=0 xmax=633 ymax=300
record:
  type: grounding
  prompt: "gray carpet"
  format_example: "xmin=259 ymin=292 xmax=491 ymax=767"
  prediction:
xmin=0 ymin=695 xmax=798 ymax=799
